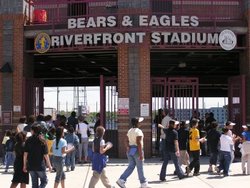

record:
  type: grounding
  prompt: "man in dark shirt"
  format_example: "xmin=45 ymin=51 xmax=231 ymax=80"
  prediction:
xmin=23 ymin=124 xmax=52 ymax=188
xmin=154 ymin=108 xmax=164 ymax=151
xmin=67 ymin=111 xmax=78 ymax=131
xmin=159 ymin=120 xmax=185 ymax=181
xmin=178 ymin=121 xmax=190 ymax=170
xmin=207 ymin=121 xmax=221 ymax=172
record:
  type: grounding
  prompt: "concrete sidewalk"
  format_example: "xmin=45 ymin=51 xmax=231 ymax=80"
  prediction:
xmin=0 ymin=157 xmax=249 ymax=188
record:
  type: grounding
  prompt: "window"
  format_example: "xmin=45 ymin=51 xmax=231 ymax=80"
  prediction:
xmin=152 ymin=0 xmax=172 ymax=13
xmin=68 ymin=0 xmax=86 ymax=16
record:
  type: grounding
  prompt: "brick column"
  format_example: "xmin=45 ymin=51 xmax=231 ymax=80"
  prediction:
xmin=117 ymin=44 xmax=129 ymax=158
xmin=0 ymin=1 xmax=25 ymax=133
xmin=117 ymin=0 xmax=151 ymax=158
xmin=243 ymin=0 xmax=250 ymax=122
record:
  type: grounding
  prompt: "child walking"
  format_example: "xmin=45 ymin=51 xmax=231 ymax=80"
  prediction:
xmin=88 ymin=126 xmax=113 ymax=188
xmin=216 ymin=128 xmax=234 ymax=176
xmin=5 ymin=130 xmax=16 ymax=172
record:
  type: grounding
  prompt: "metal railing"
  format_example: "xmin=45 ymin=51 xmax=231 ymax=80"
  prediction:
xmin=26 ymin=0 xmax=244 ymax=29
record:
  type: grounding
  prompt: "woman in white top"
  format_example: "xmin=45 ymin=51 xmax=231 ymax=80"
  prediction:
xmin=77 ymin=115 xmax=90 ymax=163
xmin=116 ymin=117 xmax=149 ymax=188
xmin=16 ymin=116 xmax=27 ymax=132
xmin=216 ymin=128 xmax=234 ymax=176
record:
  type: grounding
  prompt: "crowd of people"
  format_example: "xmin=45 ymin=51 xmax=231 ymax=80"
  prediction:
xmin=1 ymin=112 xmax=96 ymax=188
xmin=154 ymin=108 xmax=250 ymax=179
xmin=1 ymin=109 xmax=250 ymax=188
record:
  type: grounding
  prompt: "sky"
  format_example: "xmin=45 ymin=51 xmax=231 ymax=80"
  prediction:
xmin=44 ymin=87 xmax=227 ymax=113
xmin=44 ymin=87 xmax=100 ymax=113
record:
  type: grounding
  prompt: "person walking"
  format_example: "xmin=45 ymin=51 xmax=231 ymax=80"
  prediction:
xmin=216 ymin=128 xmax=234 ymax=177
xmin=206 ymin=121 xmax=221 ymax=173
xmin=52 ymin=127 xmax=75 ymax=188
xmin=158 ymin=109 xmax=172 ymax=160
xmin=16 ymin=116 xmax=27 ymax=132
xmin=88 ymin=126 xmax=113 ymax=188
xmin=177 ymin=121 xmax=190 ymax=173
xmin=153 ymin=109 xmax=164 ymax=152
xmin=67 ymin=111 xmax=78 ymax=131
xmin=10 ymin=131 xmax=29 ymax=188
xmin=5 ymin=130 xmax=16 ymax=172
xmin=77 ymin=115 xmax=90 ymax=163
xmin=159 ymin=120 xmax=185 ymax=181
xmin=240 ymin=124 xmax=250 ymax=174
xmin=1 ymin=130 xmax=11 ymax=165
xmin=65 ymin=126 xmax=79 ymax=171
xmin=23 ymin=124 xmax=52 ymax=188
xmin=187 ymin=118 xmax=206 ymax=176
xmin=116 ymin=117 xmax=149 ymax=188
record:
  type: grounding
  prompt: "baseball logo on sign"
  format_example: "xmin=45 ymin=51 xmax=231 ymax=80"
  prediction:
xmin=219 ymin=30 xmax=237 ymax=51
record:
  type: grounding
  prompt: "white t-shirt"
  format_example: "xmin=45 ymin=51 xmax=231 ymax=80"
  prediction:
xmin=160 ymin=115 xmax=172 ymax=139
xmin=220 ymin=134 xmax=233 ymax=152
xmin=127 ymin=128 xmax=143 ymax=147
xmin=77 ymin=122 xmax=89 ymax=138
xmin=17 ymin=123 xmax=28 ymax=132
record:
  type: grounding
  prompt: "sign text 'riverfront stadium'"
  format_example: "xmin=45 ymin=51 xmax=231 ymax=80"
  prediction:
xmin=35 ymin=15 xmax=237 ymax=52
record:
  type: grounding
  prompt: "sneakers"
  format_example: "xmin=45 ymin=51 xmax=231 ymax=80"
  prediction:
xmin=141 ymin=181 xmax=150 ymax=188
xmin=215 ymin=166 xmax=220 ymax=175
xmin=243 ymin=167 xmax=246 ymax=175
xmin=116 ymin=179 xmax=126 ymax=188
xmin=193 ymin=172 xmax=200 ymax=176
xmin=185 ymin=166 xmax=191 ymax=176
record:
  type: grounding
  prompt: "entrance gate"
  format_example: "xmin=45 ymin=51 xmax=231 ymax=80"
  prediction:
xmin=152 ymin=77 xmax=199 ymax=120
xmin=228 ymin=75 xmax=246 ymax=135
xmin=151 ymin=77 xmax=199 ymax=154
xmin=100 ymin=75 xmax=118 ymax=157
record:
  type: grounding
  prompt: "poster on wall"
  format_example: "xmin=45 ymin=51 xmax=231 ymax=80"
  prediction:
xmin=2 ymin=111 xmax=12 ymax=125
xmin=118 ymin=98 xmax=129 ymax=115
xmin=140 ymin=103 xmax=149 ymax=117
xmin=13 ymin=105 xmax=21 ymax=112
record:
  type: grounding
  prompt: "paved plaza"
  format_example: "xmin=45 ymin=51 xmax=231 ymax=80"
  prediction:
xmin=0 ymin=157 xmax=249 ymax=188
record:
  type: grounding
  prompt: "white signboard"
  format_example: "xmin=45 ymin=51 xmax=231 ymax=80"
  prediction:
xmin=140 ymin=103 xmax=149 ymax=117
xmin=118 ymin=98 xmax=129 ymax=115
xmin=13 ymin=105 xmax=21 ymax=112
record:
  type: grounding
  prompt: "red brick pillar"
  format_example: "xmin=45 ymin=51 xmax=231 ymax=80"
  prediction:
xmin=117 ymin=37 xmax=151 ymax=158
xmin=0 ymin=14 xmax=24 ymax=130
xmin=243 ymin=3 xmax=250 ymax=122
xmin=117 ymin=44 xmax=130 ymax=158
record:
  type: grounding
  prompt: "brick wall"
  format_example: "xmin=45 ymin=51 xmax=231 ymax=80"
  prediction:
xmin=0 ymin=14 xmax=24 ymax=154
xmin=243 ymin=8 xmax=250 ymax=122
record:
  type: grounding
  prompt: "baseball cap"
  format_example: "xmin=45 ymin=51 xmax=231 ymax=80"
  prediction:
xmin=169 ymin=120 xmax=179 ymax=125
xmin=226 ymin=121 xmax=235 ymax=126
xmin=131 ymin=117 xmax=144 ymax=125
xmin=174 ymin=120 xmax=180 ymax=125
xmin=242 ymin=125 xmax=247 ymax=129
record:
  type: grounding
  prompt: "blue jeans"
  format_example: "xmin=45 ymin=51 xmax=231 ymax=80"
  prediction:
xmin=53 ymin=156 xmax=66 ymax=183
xmin=65 ymin=150 xmax=76 ymax=170
xmin=29 ymin=171 xmax=48 ymax=188
xmin=5 ymin=151 xmax=15 ymax=170
xmin=160 ymin=151 xmax=184 ymax=180
xmin=119 ymin=152 xmax=147 ymax=184
xmin=160 ymin=139 xmax=166 ymax=158
xmin=218 ymin=151 xmax=231 ymax=176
